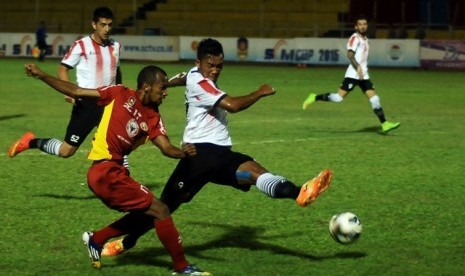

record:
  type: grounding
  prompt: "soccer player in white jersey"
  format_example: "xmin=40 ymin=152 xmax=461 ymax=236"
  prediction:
xmin=8 ymin=7 xmax=123 ymax=158
xmin=100 ymin=38 xmax=333 ymax=259
xmin=302 ymin=15 xmax=400 ymax=133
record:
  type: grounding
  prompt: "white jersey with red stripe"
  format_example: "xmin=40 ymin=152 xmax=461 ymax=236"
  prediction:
xmin=182 ymin=66 xmax=232 ymax=146
xmin=61 ymin=36 xmax=120 ymax=88
xmin=344 ymin=32 xmax=370 ymax=80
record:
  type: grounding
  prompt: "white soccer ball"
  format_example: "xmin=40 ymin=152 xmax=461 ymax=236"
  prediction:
xmin=329 ymin=212 xmax=362 ymax=244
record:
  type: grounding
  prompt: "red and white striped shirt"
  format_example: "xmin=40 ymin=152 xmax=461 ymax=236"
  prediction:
xmin=61 ymin=36 xmax=121 ymax=88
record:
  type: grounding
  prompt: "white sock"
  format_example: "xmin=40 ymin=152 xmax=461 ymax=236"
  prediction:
xmin=328 ymin=93 xmax=343 ymax=102
xmin=256 ymin=173 xmax=286 ymax=198
xmin=43 ymin=138 xmax=62 ymax=156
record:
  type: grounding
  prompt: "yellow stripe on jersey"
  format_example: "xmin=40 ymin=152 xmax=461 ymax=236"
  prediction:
xmin=88 ymin=100 xmax=114 ymax=161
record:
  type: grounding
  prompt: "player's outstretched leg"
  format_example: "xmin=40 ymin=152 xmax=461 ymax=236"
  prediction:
xmin=82 ymin=231 xmax=103 ymax=269
xmin=8 ymin=131 xmax=35 ymax=158
xmin=296 ymin=169 xmax=332 ymax=207
xmin=381 ymin=121 xmax=400 ymax=133
xmin=302 ymin=93 xmax=317 ymax=110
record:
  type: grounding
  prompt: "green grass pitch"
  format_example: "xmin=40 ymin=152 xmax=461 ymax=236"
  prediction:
xmin=1 ymin=58 xmax=464 ymax=275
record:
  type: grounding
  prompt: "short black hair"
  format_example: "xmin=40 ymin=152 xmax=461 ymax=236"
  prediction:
xmin=354 ymin=14 xmax=368 ymax=24
xmin=197 ymin=38 xmax=224 ymax=60
xmin=93 ymin=7 xmax=114 ymax=22
xmin=137 ymin=65 xmax=167 ymax=89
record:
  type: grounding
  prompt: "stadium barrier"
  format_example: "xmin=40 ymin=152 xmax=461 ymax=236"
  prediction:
xmin=0 ymin=33 xmax=463 ymax=69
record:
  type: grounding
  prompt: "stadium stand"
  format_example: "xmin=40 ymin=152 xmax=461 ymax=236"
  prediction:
xmin=0 ymin=0 xmax=462 ymax=39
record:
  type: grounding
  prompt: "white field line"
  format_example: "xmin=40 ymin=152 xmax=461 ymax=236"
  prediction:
xmin=0 ymin=136 xmax=321 ymax=157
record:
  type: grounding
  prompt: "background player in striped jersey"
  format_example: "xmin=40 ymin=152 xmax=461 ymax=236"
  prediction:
xmin=23 ymin=63 xmax=211 ymax=275
xmin=9 ymin=7 xmax=125 ymax=160
xmin=302 ymin=15 xmax=400 ymax=133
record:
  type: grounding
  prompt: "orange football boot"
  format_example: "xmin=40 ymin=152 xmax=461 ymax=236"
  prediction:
xmin=8 ymin=131 xmax=35 ymax=158
xmin=296 ymin=169 xmax=332 ymax=207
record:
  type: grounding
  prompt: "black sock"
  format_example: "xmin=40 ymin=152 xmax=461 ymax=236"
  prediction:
xmin=274 ymin=181 xmax=300 ymax=199
xmin=316 ymin=93 xmax=331 ymax=101
xmin=373 ymin=107 xmax=386 ymax=123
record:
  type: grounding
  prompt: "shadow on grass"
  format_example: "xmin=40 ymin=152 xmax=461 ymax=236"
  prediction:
xmin=113 ymin=222 xmax=366 ymax=269
xmin=312 ymin=125 xmax=380 ymax=134
xmin=310 ymin=125 xmax=402 ymax=136
xmin=0 ymin=114 xmax=25 ymax=121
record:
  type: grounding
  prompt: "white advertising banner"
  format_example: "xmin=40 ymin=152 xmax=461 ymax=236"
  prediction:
xmin=0 ymin=33 xmax=180 ymax=61
xmin=179 ymin=36 xmax=420 ymax=67
xmin=0 ymin=33 xmax=419 ymax=67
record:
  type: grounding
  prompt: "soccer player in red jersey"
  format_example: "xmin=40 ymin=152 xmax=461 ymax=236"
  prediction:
xmin=23 ymin=63 xmax=211 ymax=275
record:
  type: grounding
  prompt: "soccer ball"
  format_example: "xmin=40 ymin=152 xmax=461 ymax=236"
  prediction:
xmin=329 ymin=212 xmax=362 ymax=244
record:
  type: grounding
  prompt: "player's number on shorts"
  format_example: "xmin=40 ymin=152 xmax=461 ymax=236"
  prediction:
xmin=70 ymin=135 xmax=80 ymax=143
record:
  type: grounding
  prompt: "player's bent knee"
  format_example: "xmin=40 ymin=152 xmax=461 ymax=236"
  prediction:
xmin=147 ymin=199 xmax=171 ymax=219
xmin=59 ymin=144 xmax=78 ymax=158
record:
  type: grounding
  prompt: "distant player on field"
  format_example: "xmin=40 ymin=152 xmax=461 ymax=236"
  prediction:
xmin=23 ymin=63 xmax=211 ymax=275
xmin=302 ymin=15 xmax=400 ymax=133
xmin=100 ymin=38 xmax=333 ymax=257
xmin=9 ymin=7 xmax=129 ymax=168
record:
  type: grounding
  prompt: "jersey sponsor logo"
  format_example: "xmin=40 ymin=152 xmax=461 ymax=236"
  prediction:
xmin=126 ymin=119 xmax=140 ymax=137
xmin=140 ymin=122 xmax=148 ymax=132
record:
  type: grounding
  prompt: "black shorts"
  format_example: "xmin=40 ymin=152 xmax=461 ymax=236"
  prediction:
xmin=340 ymin=78 xmax=374 ymax=93
xmin=64 ymin=98 xmax=103 ymax=147
xmin=161 ymin=143 xmax=253 ymax=211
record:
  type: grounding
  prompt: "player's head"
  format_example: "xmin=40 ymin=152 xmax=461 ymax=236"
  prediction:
xmin=196 ymin=38 xmax=224 ymax=82
xmin=92 ymin=7 xmax=114 ymax=42
xmin=93 ymin=7 xmax=114 ymax=22
xmin=354 ymin=15 xmax=368 ymax=35
xmin=137 ymin=65 xmax=169 ymax=106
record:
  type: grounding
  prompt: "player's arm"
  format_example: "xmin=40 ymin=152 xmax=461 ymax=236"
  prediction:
xmin=218 ymin=84 xmax=276 ymax=113
xmin=25 ymin=63 xmax=100 ymax=99
xmin=167 ymin=72 xmax=187 ymax=87
xmin=57 ymin=64 xmax=70 ymax=81
xmin=116 ymin=67 xmax=122 ymax=84
xmin=152 ymin=135 xmax=196 ymax=159
xmin=57 ymin=63 xmax=76 ymax=104
xmin=347 ymin=50 xmax=363 ymax=79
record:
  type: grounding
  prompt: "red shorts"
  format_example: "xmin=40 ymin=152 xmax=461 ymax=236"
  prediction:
xmin=87 ymin=161 xmax=154 ymax=212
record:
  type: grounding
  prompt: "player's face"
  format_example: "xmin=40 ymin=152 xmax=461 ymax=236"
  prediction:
xmin=92 ymin=18 xmax=113 ymax=43
xmin=197 ymin=54 xmax=224 ymax=82
xmin=147 ymin=74 xmax=168 ymax=106
xmin=355 ymin=19 xmax=368 ymax=35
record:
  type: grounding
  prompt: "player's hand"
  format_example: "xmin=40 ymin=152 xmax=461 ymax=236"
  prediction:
xmin=181 ymin=143 xmax=196 ymax=157
xmin=258 ymin=84 xmax=276 ymax=96
xmin=64 ymin=95 xmax=76 ymax=105
xmin=168 ymin=72 xmax=187 ymax=87
xmin=24 ymin=63 xmax=45 ymax=79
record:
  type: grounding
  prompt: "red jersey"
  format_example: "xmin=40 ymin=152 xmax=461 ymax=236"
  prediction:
xmin=88 ymin=85 xmax=167 ymax=162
